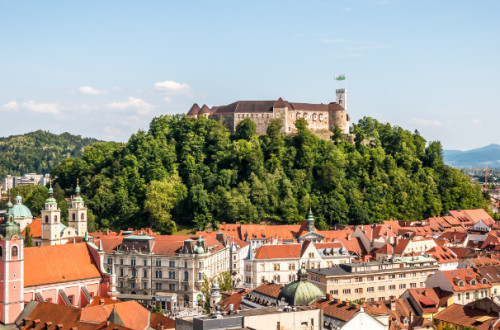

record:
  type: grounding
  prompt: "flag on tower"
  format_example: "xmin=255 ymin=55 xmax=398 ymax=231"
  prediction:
xmin=335 ymin=74 xmax=346 ymax=81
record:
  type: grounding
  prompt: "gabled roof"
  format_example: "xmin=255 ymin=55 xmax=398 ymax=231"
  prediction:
xmin=218 ymin=289 xmax=251 ymax=311
xmin=406 ymin=288 xmax=453 ymax=314
xmin=434 ymin=303 xmax=499 ymax=330
xmin=24 ymin=243 xmax=102 ymax=287
xmin=441 ymin=268 xmax=491 ymax=292
xmin=426 ymin=246 xmax=459 ymax=264
xmin=312 ymin=299 xmax=358 ymax=322
xmin=251 ymin=282 xmax=283 ymax=299
xmin=476 ymin=265 xmax=500 ymax=285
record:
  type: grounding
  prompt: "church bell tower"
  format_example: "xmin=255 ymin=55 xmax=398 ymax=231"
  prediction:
xmin=0 ymin=199 xmax=24 ymax=325
xmin=41 ymin=182 xmax=61 ymax=245
xmin=68 ymin=179 xmax=87 ymax=237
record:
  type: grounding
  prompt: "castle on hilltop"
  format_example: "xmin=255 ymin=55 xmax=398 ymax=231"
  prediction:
xmin=187 ymin=89 xmax=350 ymax=137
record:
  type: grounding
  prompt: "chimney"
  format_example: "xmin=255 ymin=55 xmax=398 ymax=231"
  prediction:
xmin=216 ymin=232 xmax=226 ymax=246
xmin=390 ymin=299 xmax=396 ymax=311
xmin=56 ymin=324 xmax=64 ymax=330
xmin=347 ymin=233 xmax=352 ymax=240
xmin=45 ymin=321 xmax=53 ymax=329
xmin=34 ymin=319 xmax=41 ymax=326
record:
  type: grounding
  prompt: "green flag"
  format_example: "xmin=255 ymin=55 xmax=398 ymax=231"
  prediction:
xmin=335 ymin=74 xmax=346 ymax=81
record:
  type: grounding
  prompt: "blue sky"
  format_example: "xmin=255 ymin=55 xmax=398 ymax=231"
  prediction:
xmin=0 ymin=0 xmax=498 ymax=150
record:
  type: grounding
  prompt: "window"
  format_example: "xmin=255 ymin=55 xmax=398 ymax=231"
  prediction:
xmin=410 ymin=283 xmax=417 ymax=288
xmin=389 ymin=274 xmax=396 ymax=279
xmin=68 ymin=295 xmax=74 ymax=305
xmin=288 ymin=263 xmax=295 ymax=270
xmin=389 ymin=285 xmax=396 ymax=290
xmin=184 ymin=271 xmax=189 ymax=281
xmin=131 ymin=259 xmax=136 ymax=266
xmin=120 ymin=268 xmax=124 ymax=277
xmin=367 ymin=276 xmax=374 ymax=281
xmin=72 ymin=214 xmax=76 ymax=221
xmin=143 ymin=269 xmax=148 ymax=278
xmin=199 ymin=261 xmax=204 ymax=268
xmin=120 ymin=259 xmax=124 ymax=265
xmin=378 ymin=297 xmax=385 ymax=301
xmin=169 ymin=261 xmax=175 ymax=267
xmin=11 ymin=246 xmax=18 ymax=257
xmin=45 ymin=215 xmax=49 ymax=223
xmin=119 ymin=281 xmax=123 ymax=288
xmin=107 ymin=268 xmax=111 ymax=274
xmin=399 ymin=273 xmax=406 ymax=278
xmin=143 ymin=282 xmax=147 ymax=289
xmin=199 ymin=272 xmax=203 ymax=280
xmin=54 ymin=215 xmax=58 ymax=223
xmin=378 ymin=286 xmax=385 ymax=291
xmin=185 ymin=285 xmax=188 ymax=292
xmin=355 ymin=277 xmax=363 ymax=282
xmin=81 ymin=213 xmax=84 ymax=220
xmin=131 ymin=282 xmax=135 ymax=289
xmin=156 ymin=270 xmax=162 ymax=278
xmin=131 ymin=269 xmax=136 ymax=278
xmin=184 ymin=261 xmax=188 ymax=268
xmin=107 ymin=258 xmax=113 ymax=264
xmin=169 ymin=271 xmax=175 ymax=279
xmin=466 ymin=293 xmax=470 ymax=300
xmin=156 ymin=283 xmax=162 ymax=290
xmin=367 ymin=287 xmax=374 ymax=293
xmin=399 ymin=284 xmax=406 ymax=289
xmin=0 ymin=246 xmax=3 ymax=257
xmin=273 ymin=264 xmax=280 ymax=271
xmin=355 ymin=288 xmax=363 ymax=294
xmin=342 ymin=289 xmax=351 ymax=294
xmin=143 ymin=259 xmax=147 ymax=266
xmin=309 ymin=252 xmax=314 ymax=258
xmin=155 ymin=259 xmax=161 ymax=267
xmin=169 ymin=284 xmax=175 ymax=291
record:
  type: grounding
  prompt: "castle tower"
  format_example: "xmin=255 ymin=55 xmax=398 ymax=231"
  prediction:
xmin=0 ymin=200 xmax=24 ymax=325
xmin=336 ymin=88 xmax=347 ymax=109
xmin=273 ymin=98 xmax=289 ymax=134
xmin=68 ymin=179 xmax=87 ymax=237
xmin=41 ymin=182 xmax=61 ymax=246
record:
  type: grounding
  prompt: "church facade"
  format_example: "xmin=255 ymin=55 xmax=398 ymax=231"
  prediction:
xmin=187 ymin=89 xmax=350 ymax=137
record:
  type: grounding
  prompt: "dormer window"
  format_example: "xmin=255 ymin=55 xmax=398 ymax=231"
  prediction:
xmin=458 ymin=280 xmax=465 ymax=287
xmin=470 ymin=279 xmax=477 ymax=286
xmin=482 ymin=278 xmax=488 ymax=284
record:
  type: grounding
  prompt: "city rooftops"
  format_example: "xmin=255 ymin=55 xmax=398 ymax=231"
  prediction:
xmin=122 ymin=235 xmax=154 ymax=241
xmin=308 ymin=256 xmax=438 ymax=276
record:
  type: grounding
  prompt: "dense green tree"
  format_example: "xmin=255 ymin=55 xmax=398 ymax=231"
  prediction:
xmin=48 ymin=114 xmax=489 ymax=231
xmin=235 ymin=118 xmax=256 ymax=141
xmin=24 ymin=226 xmax=33 ymax=247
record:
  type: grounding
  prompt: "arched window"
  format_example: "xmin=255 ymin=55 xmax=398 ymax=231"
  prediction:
xmin=12 ymin=246 xmax=18 ymax=257
xmin=81 ymin=213 xmax=85 ymax=220
xmin=54 ymin=215 xmax=58 ymax=223
xmin=72 ymin=214 xmax=76 ymax=221
xmin=0 ymin=246 xmax=3 ymax=258
xmin=45 ymin=215 xmax=49 ymax=223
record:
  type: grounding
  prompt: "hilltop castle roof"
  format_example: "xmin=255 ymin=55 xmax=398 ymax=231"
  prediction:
xmin=187 ymin=103 xmax=201 ymax=115
xmin=209 ymin=99 xmax=344 ymax=114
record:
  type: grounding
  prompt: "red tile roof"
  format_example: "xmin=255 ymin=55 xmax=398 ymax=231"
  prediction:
xmin=441 ymin=268 xmax=491 ymax=292
xmin=426 ymin=246 xmax=459 ymax=264
xmin=251 ymin=282 xmax=283 ymax=299
xmin=253 ymin=244 xmax=302 ymax=259
xmin=22 ymin=218 xmax=41 ymax=238
xmin=218 ymin=289 xmax=251 ymax=311
xmin=24 ymin=243 xmax=102 ymax=287
xmin=434 ymin=303 xmax=499 ymax=330
xmin=312 ymin=299 xmax=358 ymax=322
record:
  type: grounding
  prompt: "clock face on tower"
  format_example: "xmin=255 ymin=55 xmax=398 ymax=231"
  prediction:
xmin=44 ymin=225 xmax=49 ymax=231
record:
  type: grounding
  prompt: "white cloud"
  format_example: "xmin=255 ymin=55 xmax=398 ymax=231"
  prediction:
xmin=321 ymin=38 xmax=347 ymax=44
xmin=163 ymin=96 xmax=172 ymax=102
xmin=154 ymin=80 xmax=192 ymax=95
xmin=22 ymin=101 xmax=60 ymax=114
xmin=79 ymin=86 xmax=107 ymax=95
xmin=104 ymin=126 xmax=121 ymax=140
xmin=471 ymin=119 xmax=481 ymax=125
xmin=107 ymin=97 xmax=154 ymax=115
xmin=410 ymin=118 xmax=443 ymax=127
xmin=2 ymin=101 xmax=19 ymax=110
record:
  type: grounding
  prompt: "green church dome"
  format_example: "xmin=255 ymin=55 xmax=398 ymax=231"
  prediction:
xmin=12 ymin=196 xmax=32 ymax=219
xmin=278 ymin=268 xmax=325 ymax=306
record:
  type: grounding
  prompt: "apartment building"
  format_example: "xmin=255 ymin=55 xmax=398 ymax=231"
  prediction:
xmin=244 ymin=240 xmax=353 ymax=288
xmin=308 ymin=256 xmax=439 ymax=302
xmin=99 ymin=233 xmax=230 ymax=308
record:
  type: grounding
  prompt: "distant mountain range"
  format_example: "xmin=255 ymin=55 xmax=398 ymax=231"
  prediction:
xmin=443 ymin=144 xmax=500 ymax=168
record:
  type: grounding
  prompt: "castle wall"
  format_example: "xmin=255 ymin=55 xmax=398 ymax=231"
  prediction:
xmin=329 ymin=110 xmax=349 ymax=134
xmin=231 ymin=113 xmax=275 ymax=134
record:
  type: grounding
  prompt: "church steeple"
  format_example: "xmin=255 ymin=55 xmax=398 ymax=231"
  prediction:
xmin=69 ymin=178 xmax=87 ymax=237
xmin=307 ymin=209 xmax=315 ymax=232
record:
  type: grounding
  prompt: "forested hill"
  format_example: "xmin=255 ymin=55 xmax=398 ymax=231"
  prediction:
xmin=0 ymin=130 xmax=99 ymax=178
xmin=52 ymin=115 xmax=489 ymax=233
